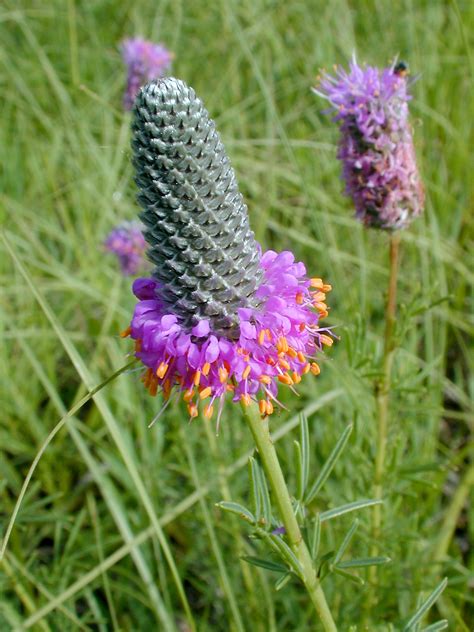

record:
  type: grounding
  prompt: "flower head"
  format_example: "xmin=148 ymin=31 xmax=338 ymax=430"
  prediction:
xmin=104 ymin=221 xmax=147 ymax=275
xmin=121 ymin=38 xmax=173 ymax=110
xmin=123 ymin=78 xmax=333 ymax=424
xmin=315 ymin=57 xmax=424 ymax=230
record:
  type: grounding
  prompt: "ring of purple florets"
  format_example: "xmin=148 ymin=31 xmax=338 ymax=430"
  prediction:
xmin=121 ymin=250 xmax=332 ymax=423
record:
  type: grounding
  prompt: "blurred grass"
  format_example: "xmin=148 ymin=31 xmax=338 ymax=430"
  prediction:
xmin=0 ymin=0 xmax=473 ymax=629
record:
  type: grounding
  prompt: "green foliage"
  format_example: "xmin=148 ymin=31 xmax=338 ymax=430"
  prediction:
xmin=0 ymin=0 xmax=472 ymax=629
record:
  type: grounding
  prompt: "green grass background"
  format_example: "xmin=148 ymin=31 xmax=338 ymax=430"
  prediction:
xmin=0 ymin=0 xmax=473 ymax=629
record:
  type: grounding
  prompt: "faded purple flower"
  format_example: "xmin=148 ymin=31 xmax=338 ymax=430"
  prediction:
xmin=104 ymin=221 xmax=146 ymax=276
xmin=124 ymin=255 xmax=332 ymax=424
xmin=121 ymin=38 xmax=173 ymax=110
xmin=315 ymin=58 xmax=424 ymax=230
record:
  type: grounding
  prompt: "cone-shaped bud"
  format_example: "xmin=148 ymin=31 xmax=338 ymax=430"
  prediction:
xmin=131 ymin=78 xmax=263 ymax=337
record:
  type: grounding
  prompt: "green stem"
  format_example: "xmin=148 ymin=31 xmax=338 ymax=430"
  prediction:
xmin=242 ymin=402 xmax=338 ymax=631
xmin=370 ymin=233 xmax=401 ymax=585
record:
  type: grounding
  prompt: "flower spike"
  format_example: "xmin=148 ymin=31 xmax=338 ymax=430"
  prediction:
xmin=125 ymin=78 xmax=333 ymax=423
xmin=315 ymin=57 xmax=424 ymax=230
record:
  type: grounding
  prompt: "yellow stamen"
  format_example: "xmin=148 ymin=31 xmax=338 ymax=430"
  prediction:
xmin=240 ymin=393 xmax=251 ymax=406
xmin=199 ymin=386 xmax=212 ymax=400
xmin=322 ymin=283 xmax=332 ymax=293
xmin=278 ymin=373 xmax=293 ymax=385
xmin=320 ymin=334 xmax=333 ymax=347
xmin=258 ymin=330 xmax=266 ymax=345
xmin=312 ymin=291 xmax=326 ymax=302
xmin=188 ymin=403 xmax=198 ymax=419
xmin=259 ymin=399 xmax=267 ymax=415
xmin=302 ymin=363 xmax=311 ymax=375
xmin=183 ymin=388 xmax=194 ymax=402
xmin=279 ymin=358 xmax=291 ymax=371
xmin=266 ymin=329 xmax=273 ymax=341
xmin=287 ymin=347 xmax=297 ymax=359
xmin=226 ymin=384 xmax=235 ymax=392
xmin=292 ymin=372 xmax=302 ymax=384
xmin=219 ymin=367 xmax=228 ymax=383
xmin=242 ymin=365 xmax=251 ymax=380
xmin=203 ymin=404 xmax=214 ymax=419
xmin=310 ymin=277 xmax=324 ymax=290
xmin=120 ymin=326 xmax=131 ymax=338
xmin=314 ymin=301 xmax=328 ymax=312
xmin=259 ymin=375 xmax=271 ymax=385
xmin=156 ymin=362 xmax=168 ymax=379
xmin=297 ymin=351 xmax=306 ymax=363
xmin=202 ymin=362 xmax=211 ymax=376
xmin=194 ymin=370 xmax=201 ymax=387
xmin=296 ymin=292 xmax=304 ymax=305
xmin=310 ymin=362 xmax=321 ymax=375
xmin=266 ymin=400 xmax=274 ymax=415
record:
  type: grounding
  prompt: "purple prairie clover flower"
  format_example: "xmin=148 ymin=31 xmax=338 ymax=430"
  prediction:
xmin=315 ymin=58 xmax=424 ymax=230
xmin=104 ymin=221 xmax=147 ymax=276
xmin=121 ymin=38 xmax=173 ymax=110
xmin=121 ymin=78 xmax=333 ymax=425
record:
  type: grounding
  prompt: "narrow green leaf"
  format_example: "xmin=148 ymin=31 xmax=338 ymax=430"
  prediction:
xmin=402 ymin=578 xmax=448 ymax=631
xmin=300 ymin=413 xmax=310 ymax=493
xmin=275 ymin=573 xmax=293 ymax=591
xmin=241 ymin=556 xmax=288 ymax=573
xmin=216 ymin=502 xmax=255 ymax=524
xmin=320 ymin=499 xmax=383 ymax=522
xmin=310 ymin=514 xmax=321 ymax=560
xmin=336 ymin=556 xmax=391 ymax=569
xmin=420 ymin=621 xmax=448 ymax=632
xmin=332 ymin=567 xmax=365 ymax=585
xmin=294 ymin=440 xmax=304 ymax=501
xmin=305 ymin=424 xmax=353 ymax=504
xmin=317 ymin=550 xmax=335 ymax=580
xmin=333 ymin=519 xmax=359 ymax=566
xmin=269 ymin=534 xmax=303 ymax=578
xmin=248 ymin=457 xmax=261 ymax=522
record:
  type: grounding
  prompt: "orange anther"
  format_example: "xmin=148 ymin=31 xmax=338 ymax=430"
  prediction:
xmin=259 ymin=399 xmax=267 ymax=415
xmin=312 ymin=291 xmax=326 ymax=302
xmin=266 ymin=356 xmax=276 ymax=366
xmin=266 ymin=400 xmax=274 ymax=415
xmin=183 ymin=388 xmax=194 ymax=402
xmin=320 ymin=334 xmax=333 ymax=347
xmin=194 ymin=370 xmax=201 ymax=387
xmin=259 ymin=375 xmax=271 ymax=385
xmin=299 ymin=323 xmax=306 ymax=332
xmin=202 ymin=362 xmax=211 ymax=376
xmin=163 ymin=379 xmax=171 ymax=399
xmin=287 ymin=347 xmax=297 ymax=359
xmin=120 ymin=326 xmax=131 ymax=338
xmin=218 ymin=367 xmax=228 ymax=383
xmin=279 ymin=358 xmax=291 ymax=371
xmin=156 ymin=362 xmax=168 ymax=379
xmin=314 ymin=302 xmax=328 ymax=312
xmin=318 ymin=309 xmax=329 ymax=319
xmin=149 ymin=381 xmax=158 ymax=397
xmin=278 ymin=373 xmax=293 ymax=385
xmin=310 ymin=362 xmax=321 ymax=375
xmin=242 ymin=365 xmax=251 ymax=380
xmin=322 ymin=283 xmax=332 ymax=293
xmin=187 ymin=403 xmax=198 ymax=419
xmin=240 ymin=393 xmax=251 ymax=406
xmin=226 ymin=384 xmax=235 ymax=392
xmin=199 ymin=386 xmax=212 ymax=400
xmin=297 ymin=351 xmax=306 ymax=363
xmin=310 ymin=277 xmax=324 ymax=290
xmin=296 ymin=292 xmax=304 ymax=305
xmin=224 ymin=360 xmax=231 ymax=372
xmin=292 ymin=372 xmax=302 ymax=384
xmin=258 ymin=330 xmax=266 ymax=345
xmin=135 ymin=339 xmax=142 ymax=352
xmin=302 ymin=363 xmax=311 ymax=375
xmin=203 ymin=404 xmax=214 ymax=419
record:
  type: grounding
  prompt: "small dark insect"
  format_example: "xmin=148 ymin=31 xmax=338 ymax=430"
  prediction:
xmin=394 ymin=61 xmax=409 ymax=76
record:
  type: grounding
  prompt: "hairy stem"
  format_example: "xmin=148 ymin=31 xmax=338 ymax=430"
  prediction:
xmin=369 ymin=232 xmax=401 ymax=591
xmin=242 ymin=402 xmax=338 ymax=631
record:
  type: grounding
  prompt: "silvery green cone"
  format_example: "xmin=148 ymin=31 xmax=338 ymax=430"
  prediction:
xmin=132 ymin=77 xmax=263 ymax=337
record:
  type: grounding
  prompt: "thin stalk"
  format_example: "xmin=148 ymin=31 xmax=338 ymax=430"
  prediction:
xmin=242 ymin=402 xmax=338 ymax=632
xmin=369 ymin=232 xmax=401 ymax=588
